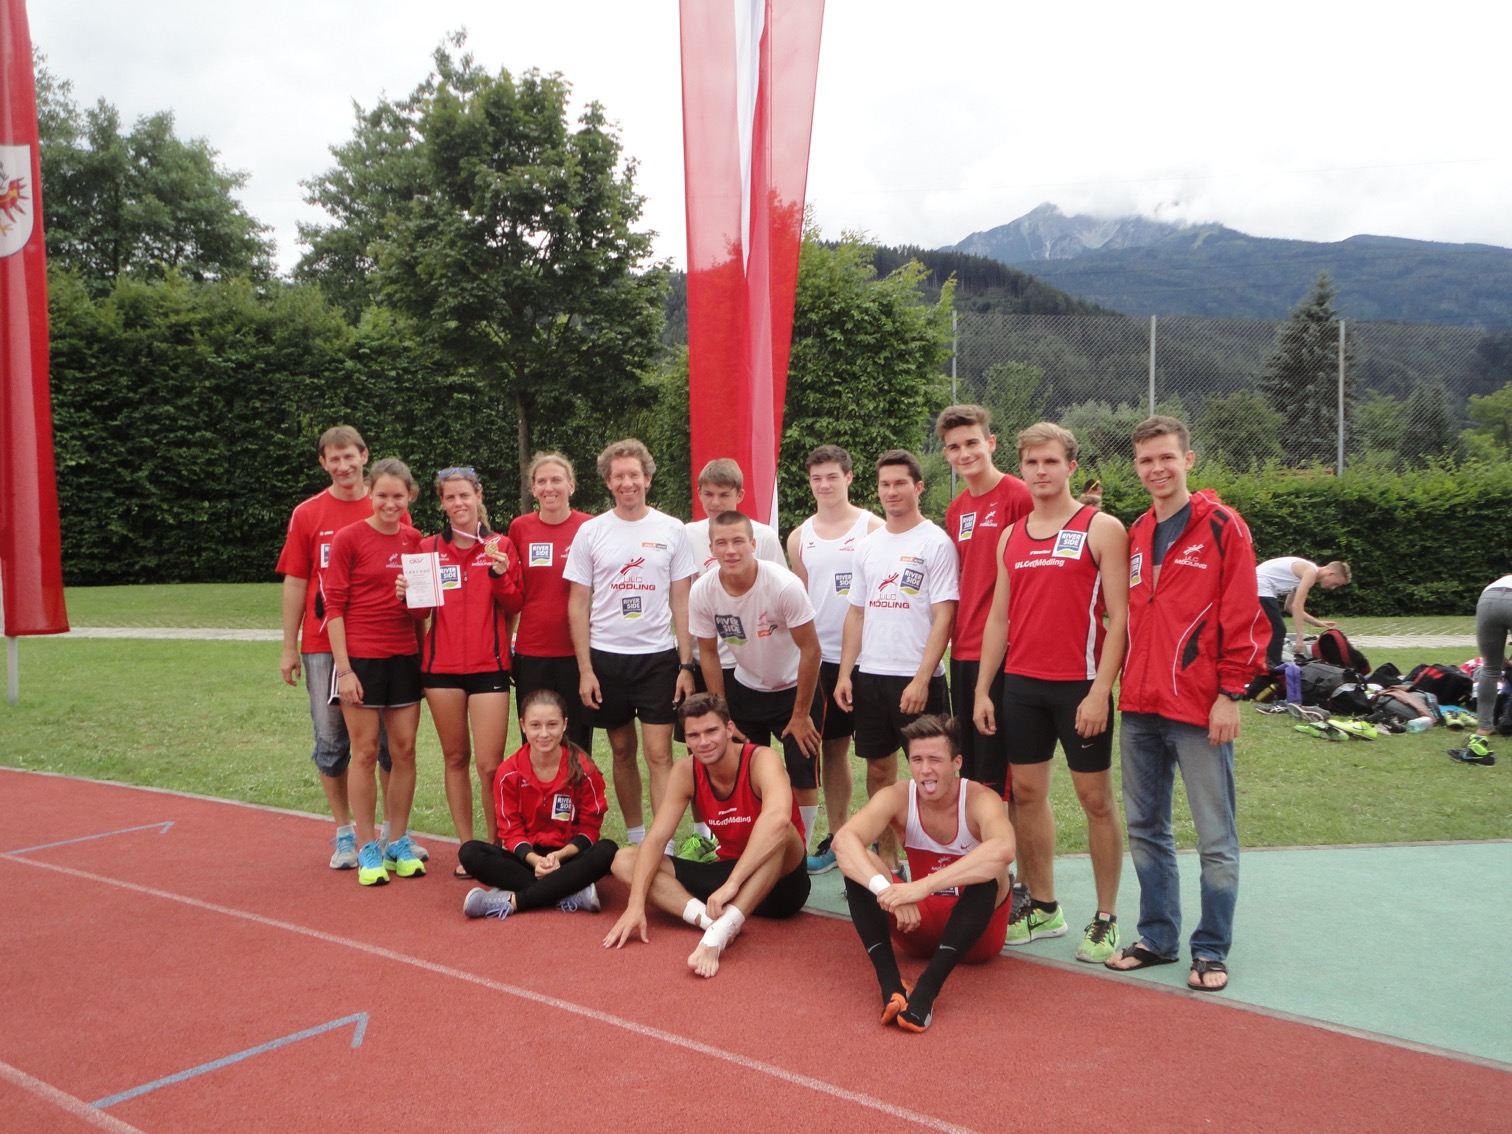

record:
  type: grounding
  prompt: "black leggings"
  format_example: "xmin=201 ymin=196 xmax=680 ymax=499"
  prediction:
xmin=1261 ymin=596 xmax=1288 ymax=669
xmin=845 ymin=875 xmax=998 ymax=1022
xmin=458 ymin=839 xmax=618 ymax=911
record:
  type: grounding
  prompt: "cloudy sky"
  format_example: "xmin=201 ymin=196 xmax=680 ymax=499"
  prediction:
xmin=30 ymin=0 xmax=1510 ymax=274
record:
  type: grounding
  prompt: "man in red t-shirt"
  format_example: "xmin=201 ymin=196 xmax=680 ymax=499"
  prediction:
xmin=937 ymin=405 xmax=1031 ymax=799
xmin=276 ymin=425 xmax=411 ymax=871
xmin=602 ymin=693 xmax=808 ymax=979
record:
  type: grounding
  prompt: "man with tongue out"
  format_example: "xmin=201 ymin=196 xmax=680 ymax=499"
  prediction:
xmin=832 ymin=714 xmax=1016 ymax=1032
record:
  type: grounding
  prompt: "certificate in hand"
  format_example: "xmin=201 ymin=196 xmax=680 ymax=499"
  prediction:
xmin=402 ymin=552 xmax=444 ymax=609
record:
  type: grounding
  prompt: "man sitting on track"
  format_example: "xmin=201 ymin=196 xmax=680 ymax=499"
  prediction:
xmin=602 ymin=693 xmax=810 ymax=978
xmin=833 ymin=714 xmax=1016 ymax=1032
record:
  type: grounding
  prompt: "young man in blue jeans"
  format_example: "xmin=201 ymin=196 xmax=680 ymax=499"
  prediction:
xmin=1103 ymin=417 xmax=1264 ymax=993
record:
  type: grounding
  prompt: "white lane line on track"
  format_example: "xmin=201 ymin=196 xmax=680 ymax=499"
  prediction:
xmin=3 ymin=854 xmax=982 ymax=1134
xmin=0 ymin=1058 xmax=149 ymax=1134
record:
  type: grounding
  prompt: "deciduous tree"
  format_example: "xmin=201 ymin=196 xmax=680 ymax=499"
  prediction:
xmin=299 ymin=38 xmax=667 ymax=510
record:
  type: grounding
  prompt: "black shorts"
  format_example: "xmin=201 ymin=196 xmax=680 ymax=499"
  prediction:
xmin=422 ymin=670 xmax=510 ymax=695
xmin=950 ymin=658 xmax=1011 ymax=799
xmin=512 ymin=653 xmax=592 ymax=749
xmin=999 ymin=673 xmax=1113 ymax=773
xmin=671 ymin=856 xmax=811 ymax=919
xmin=587 ymin=648 xmax=679 ymax=729
xmin=852 ymin=670 xmax=949 ymax=761
xmin=344 ymin=654 xmax=423 ymax=709
xmin=818 ymin=660 xmax=855 ymax=740
xmin=726 ymin=676 xmax=823 ymax=791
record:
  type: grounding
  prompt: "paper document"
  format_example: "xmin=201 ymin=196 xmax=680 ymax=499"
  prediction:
xmin=402 ymin=552 xmax=443 ymax=608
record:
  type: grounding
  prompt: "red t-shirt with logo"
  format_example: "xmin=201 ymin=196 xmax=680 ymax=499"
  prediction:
xmin=322 ymin=520 xmax=424 ymax=658
xmin=944 ymin=474 xmax=1031 ymax=660
xmin=508 ymin=510 xmax=592 ymax=657
xmin=276 ymin=489 xmax=403 ymax=654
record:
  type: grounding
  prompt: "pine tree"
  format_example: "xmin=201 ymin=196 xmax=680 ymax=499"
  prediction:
xmin=1257 ymin=273 xmax=1353 ymax=466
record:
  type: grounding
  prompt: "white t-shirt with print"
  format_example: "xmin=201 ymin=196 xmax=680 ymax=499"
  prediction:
xmin=689 ymin=561 xmax=816 ymax=693
xmin=685 ymin=516 xmax=786 ymax=669
xmin=848 ymin=520 xmax=960 ymax=677
xmin=563 ymin=508 xmax=696 ymax=655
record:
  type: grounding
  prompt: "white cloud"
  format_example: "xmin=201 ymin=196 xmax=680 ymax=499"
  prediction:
xmin=30 ymin=0 xmax=1511 ymax=273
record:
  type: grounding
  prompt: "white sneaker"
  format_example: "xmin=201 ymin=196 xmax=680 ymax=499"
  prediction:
xmin=557 ymin=882 xmax=601 ymax=913
xmin=463 ymin=887 xmax=515 ymax=920
xmin=330 ymin=826 xmax=358 ymax=870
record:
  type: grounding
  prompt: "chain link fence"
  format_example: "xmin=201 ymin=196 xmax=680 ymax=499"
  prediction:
xmin=948 ymin=312 xmax=1488 ymax=645
xmin=952 ymin=312 xmax=1485 ymax=474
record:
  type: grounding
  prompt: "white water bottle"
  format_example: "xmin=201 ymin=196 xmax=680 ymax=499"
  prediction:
xmin=1405 ymin=716 xmax=1433 ymax=733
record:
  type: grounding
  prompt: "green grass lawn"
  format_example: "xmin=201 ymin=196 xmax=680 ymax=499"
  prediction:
xmin=63 ymin=583 xmax=283 ymax=629
xmin=6 ymin=610 xmax=1507 ymax=853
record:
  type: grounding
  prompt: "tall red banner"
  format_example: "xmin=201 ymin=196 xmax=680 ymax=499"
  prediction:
xmin=681 ymin=0 xmax=823 ymax=525
xmin=0 ymin=0 xmax=67 ymax=636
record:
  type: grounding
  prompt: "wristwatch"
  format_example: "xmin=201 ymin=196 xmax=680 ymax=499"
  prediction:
xmin=679 ymin=662 xmax=699 ymax=673
xmin=1219 ymin=690 xmax=1244 ymax=702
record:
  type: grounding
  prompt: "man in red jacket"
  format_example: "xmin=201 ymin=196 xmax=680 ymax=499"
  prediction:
xmin=1104 ymin=417 xmax=1264 ymax=993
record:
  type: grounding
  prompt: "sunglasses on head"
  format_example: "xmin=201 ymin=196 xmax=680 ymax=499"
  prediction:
xmin=437 ymin=466 xmax=476 ymax=480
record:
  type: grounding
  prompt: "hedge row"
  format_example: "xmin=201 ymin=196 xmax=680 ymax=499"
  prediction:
xmin=1093 ymin=460 xmax=1510 ymax=616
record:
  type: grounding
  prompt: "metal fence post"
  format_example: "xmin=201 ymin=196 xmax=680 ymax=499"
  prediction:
xmin=1337 ymin=319 xmax=1346 ymax=475
xmin=1148 ymin=315 xmax=1157 ymax=415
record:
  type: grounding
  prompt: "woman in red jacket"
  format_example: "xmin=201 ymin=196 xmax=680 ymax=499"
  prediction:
xmin=399 ymin=467 xmax=523 ymax=873
xmin=326 ymin=458 xmax=427 ymax=887
xmin=457 ymin=689 xmax=618 ymax=919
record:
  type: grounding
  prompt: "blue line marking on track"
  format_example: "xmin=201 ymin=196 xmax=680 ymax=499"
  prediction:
xmin=91 ymin=1013 xmax=368 ymax=1109
xmin=4 ymin=822 xmax=175 ymax=856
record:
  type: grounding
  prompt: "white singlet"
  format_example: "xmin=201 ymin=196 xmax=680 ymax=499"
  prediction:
xmin=794 ymin=512 xmax=875 ymax=663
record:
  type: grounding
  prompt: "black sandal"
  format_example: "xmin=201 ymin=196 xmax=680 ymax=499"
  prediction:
xmin=1104 ymin=943 xmax=1179 ymax=971
xmin=453 ymin=863 xmax=471 ymax=880
xmin=1188 ymin=957 xmax=1229 ymax=992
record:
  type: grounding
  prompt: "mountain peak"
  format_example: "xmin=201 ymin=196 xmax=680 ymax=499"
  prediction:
xmin=946 ymin=203 xmax=1189 ymax=263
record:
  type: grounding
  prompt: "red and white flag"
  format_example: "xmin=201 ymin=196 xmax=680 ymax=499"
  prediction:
xmin=0 ymin=0 xmax=68 ymax=636
xmin=681 ymin=0 xmax=824 ymax=525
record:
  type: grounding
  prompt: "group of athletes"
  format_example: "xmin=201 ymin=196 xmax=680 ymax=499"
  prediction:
xmin=278 ymin=405 xmax=1268 ymax=1031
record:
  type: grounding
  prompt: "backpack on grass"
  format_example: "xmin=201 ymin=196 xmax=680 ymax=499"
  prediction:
xmin=1300 ymin=661 xmax=1351 ymax=708
xmin=1312 ymin=629 xmax=1370 ymax=674
xmin=1404 ymin=663 xmax=1474 ymax=708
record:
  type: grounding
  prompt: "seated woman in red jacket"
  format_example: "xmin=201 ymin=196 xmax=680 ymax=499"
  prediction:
xmin=399 ymin=466 xmax=523 ymax=874
xmin=458 ymin=689 xmax=618 ymax=918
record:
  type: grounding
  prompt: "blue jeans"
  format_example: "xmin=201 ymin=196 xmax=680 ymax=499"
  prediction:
xmin=1119 ymin=712 xmax=1238 ymax=961
xmin=303 ymin=652 xmax=391 ymax=776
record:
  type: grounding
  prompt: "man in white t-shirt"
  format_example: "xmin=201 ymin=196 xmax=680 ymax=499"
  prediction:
xmin=836 ymin=449 xmax=959 ymax=868
xmin=690 ymin=511 xmax=824 ymax=842
xmin=566 ymin=439 xmax=698 ymax=845
xmin=787 ymin=445 xmax=883 ymax=873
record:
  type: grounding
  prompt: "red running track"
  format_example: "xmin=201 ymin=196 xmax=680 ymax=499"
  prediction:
xmin=2 ymin=768 xmax=1506 ymax=1133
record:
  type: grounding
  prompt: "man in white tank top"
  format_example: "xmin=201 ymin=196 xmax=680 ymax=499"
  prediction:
xmin=787 ymin=445 xmax=882 ymax=873
xmin=1255 ymin=556 xmax=1351 ymax=668
xmin=832 ymin=715 xmax=1015 ymax=1032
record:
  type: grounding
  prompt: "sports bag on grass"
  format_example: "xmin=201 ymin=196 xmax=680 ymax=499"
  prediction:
xmin=1312 ymin=629 xmax=1370 ymax=674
